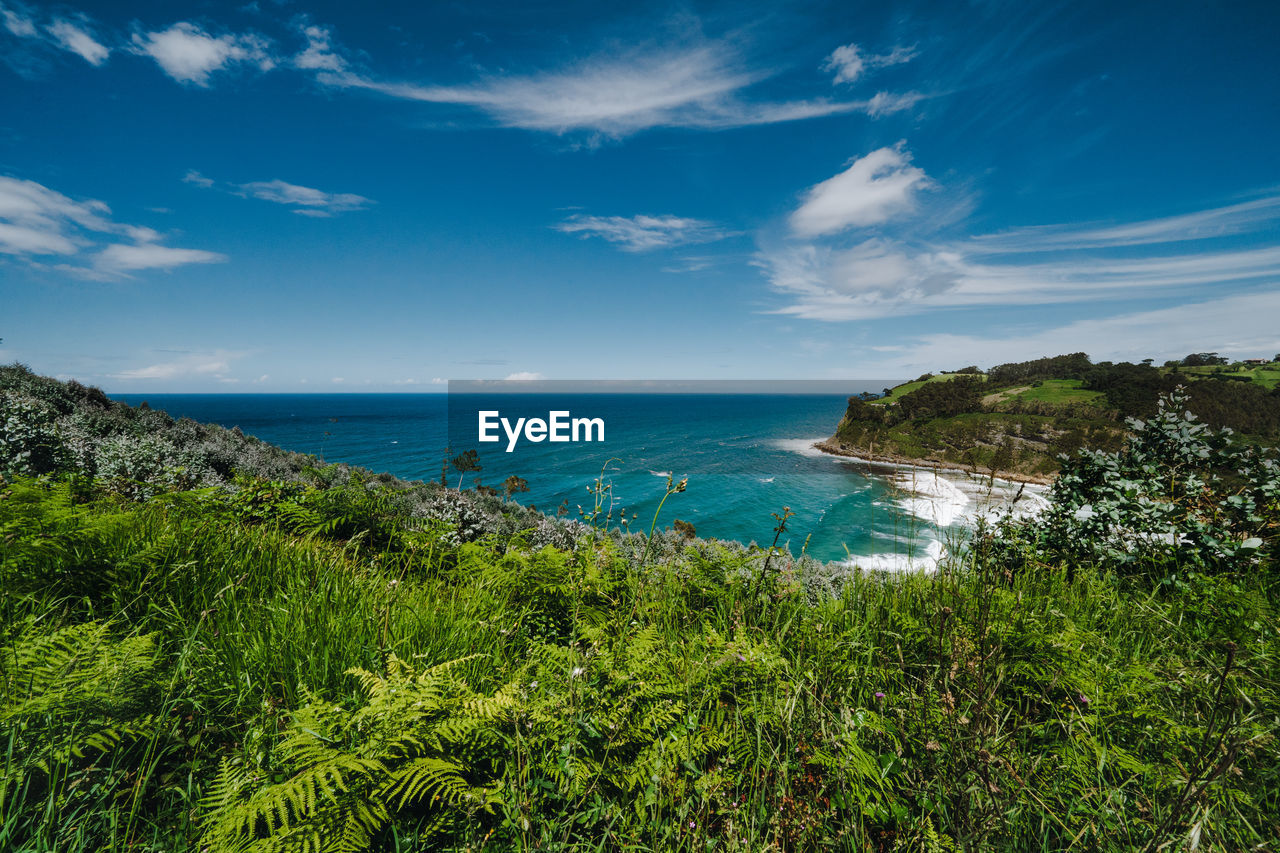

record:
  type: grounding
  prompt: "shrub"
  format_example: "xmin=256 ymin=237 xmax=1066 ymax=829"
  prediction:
xmin=0 ymin=392 xmax=67 ymax=475
xmin=1009 ymin=388 xmax=1278 ymax=575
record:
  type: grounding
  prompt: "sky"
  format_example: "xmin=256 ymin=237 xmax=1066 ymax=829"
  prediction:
xmin=1 ymin=0 xmax=1278 ymax=391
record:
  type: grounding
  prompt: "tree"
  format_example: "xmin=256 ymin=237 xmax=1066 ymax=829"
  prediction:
xmin=1181 ymin=352 xmax=1228 ymax=367
xmin=449 ymin=449 xmax=481 ymax=490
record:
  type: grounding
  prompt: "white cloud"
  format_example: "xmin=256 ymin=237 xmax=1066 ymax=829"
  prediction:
xmin=94 ymin=242 xmax=226 ymax=273
xmin=1 ymin=3 xmax=36 ymax=38
xmin=185 ymin=171 xmax=373 ymax=216
xmin=789 ymin=145 xmax=931 ymax=238
xmin=0 ymin=175 xmax=114 ymax=256
xmin=293 ymin=23 xmax=345 ymax=72
xmin=45 ymin=18 xmax=108 ymax=65
xmin=859 ymin=290 xmax=1280 ymax=374
xmin=759 ymin=189 xmax=1280 ymax=322
xmin=505 ymin=371 xmax=545 ymax=381
xmin=314 ymin=39 xmax=911 ymax=136
xmin=555 ymin=214 xmax=730 ymax=251
xmin=182 ymin=169 xmax=214 ymax=188
xmin=131 ymin=22 xmax=274 ymax=86
xmin=112 ymin=352 xmax=238 ymax=381
xmin=969 ymin=193 xmax=1280 ymax=253
xmin=759 ymin=238 xmax=1280 ymax=321
xmin=236 ymin=179 xmax=372 ymax=216
xmin=823 ymin=43 xmax=916 ymax=85
xmin=866 ymin=90 xmax=924 ymax=117
xmin=0 ymin=174 xmax=226 ymax=276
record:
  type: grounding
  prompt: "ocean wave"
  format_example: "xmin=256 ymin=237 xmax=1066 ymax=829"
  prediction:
xmin=844 ymin=539 xmax=945 ymax=573
xmin=889 ymin=470 xmax=970 ymax=528
xmin=649 ymin=469 xmax=672 ymax=478
xmin=771 ymin=437 xmax=836 ymax=459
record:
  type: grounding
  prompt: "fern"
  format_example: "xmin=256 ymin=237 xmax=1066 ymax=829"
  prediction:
xmin=1 ymin=620 xmax=164 ymax=772
xmin=200 ymin=654 xmax=510 ymax=853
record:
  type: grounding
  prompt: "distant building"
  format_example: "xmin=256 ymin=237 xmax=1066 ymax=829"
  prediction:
xmin=1243 ymin=358 xmax=1269 ymax=365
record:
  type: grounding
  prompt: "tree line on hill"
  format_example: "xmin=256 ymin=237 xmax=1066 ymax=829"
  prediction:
xmin=843 ymin=353 xmax=1280 ymax=439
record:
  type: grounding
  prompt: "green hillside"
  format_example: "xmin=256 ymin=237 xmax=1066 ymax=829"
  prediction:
xmin=825 ymin=353 xmax=1280 ymax=481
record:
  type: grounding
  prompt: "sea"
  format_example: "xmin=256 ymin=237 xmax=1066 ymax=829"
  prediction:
xmin=111 ymin=392 xmax=1045 ymax=568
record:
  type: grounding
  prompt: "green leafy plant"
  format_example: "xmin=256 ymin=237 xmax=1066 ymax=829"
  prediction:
xmin=200 ymin=655 xmax=512 ymax=853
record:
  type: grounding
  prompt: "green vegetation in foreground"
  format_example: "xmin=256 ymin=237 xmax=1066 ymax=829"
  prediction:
xmin=831 ymin=352 xmax=1280 ymax=479
xmin=2 ymin=368 xmax=1279 ymax=852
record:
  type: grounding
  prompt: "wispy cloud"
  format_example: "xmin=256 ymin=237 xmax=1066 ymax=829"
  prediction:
xmin=823 ymin=43 xmax=915 ymax=85
xmin=865 ymin=91 xmax=924 ymax=117
xmin=291 ymin=21 xmax=346 ymax=72
xmin=1 ymin=2 xmax=108 ymax=65
xmin=184 ymin=171 xmax=374 ymax=217
xmin=237 ymin=179 xmax=372 ymax=216
xmin=45 ymin=17 xmax=108 ymax=65
xmin=758 ymin=239 xmax=1280 ymax=321
xmin=131 ymin=22 xmax=274 ymax=86
xmin=93 ymin=242 xmax=225 ymax=274
xmin=0 ymin=174 xmax=226 ymax=277
xmin=968 ymin=194 xmax=1280 ymax=253
xmin=0 ymin=2 xmax=36 ymax=38
xmin=313 ymin=37 xmax=920 ymax=137
xmin=112 ymin=350 xmax=241 ymax=381
xmin=505 ymin=371 xmax=545 ymax=381
xmin=4 ymin=9 xmax=927 ymax=135
xmin=789 ymin=144 xmax=932 ymax=238
xmin=857 ymin=290 xmax=1280 ymax=374
xmin=759 ymin=188 xmax=1280 ymax=322
xmin=555 ymin=214 xmax=730 ymax=251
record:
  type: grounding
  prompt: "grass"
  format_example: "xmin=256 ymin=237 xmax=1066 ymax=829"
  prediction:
xmin=871 ymin=373 xmax=986 ymax=405
xmin=1168 ymin=362 xmax=1280 ymax=390
xmin=1006 ymin=378 xmax=1106 ymax=405
xmin=2 ymin=474 xmax=1277 ymax=852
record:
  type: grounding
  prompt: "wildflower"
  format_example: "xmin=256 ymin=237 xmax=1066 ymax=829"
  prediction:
xmin=1077 ymin=694 xmax=1090 ymax=707
xmin=571 ymin=666 xmax=584 ymax=678
xmin=689 ymin=820 xmax=696 ymax=829
xmin=529 ymin=680 xmax=538 ymax=689
xmin=874 ymin=691 xmax=886 ymax=700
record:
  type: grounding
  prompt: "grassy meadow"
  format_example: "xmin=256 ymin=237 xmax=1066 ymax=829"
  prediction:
xmin=2 ymin=365 xmax=1279 ymax=852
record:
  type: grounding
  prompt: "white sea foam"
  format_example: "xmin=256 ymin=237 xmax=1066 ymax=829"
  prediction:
xmin=845 ymin=539 xmax=946 ymax=573
xmin=775 ymin=436 xmax=1052 ymax=572
xmin=888 ymin=470 xmax=970 ymax=528
xmin=759 ymin=476 xmax=775 ymax=483
xmin=649 ymin=469 xmax=672 ymax=478
xmin=772 ymin=437 xmax=838 ymax=459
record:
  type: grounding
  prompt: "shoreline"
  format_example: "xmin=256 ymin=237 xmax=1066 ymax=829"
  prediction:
xmin=812 ymin=437 xmax=1056 ymax=487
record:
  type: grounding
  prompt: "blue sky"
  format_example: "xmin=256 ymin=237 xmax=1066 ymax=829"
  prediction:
xmin=1 ymin=0 xmax=1278 ymax=391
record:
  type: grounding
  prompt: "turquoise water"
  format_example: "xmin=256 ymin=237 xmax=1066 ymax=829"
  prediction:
xmin=113 ymin=392 xmax=945 ymax=563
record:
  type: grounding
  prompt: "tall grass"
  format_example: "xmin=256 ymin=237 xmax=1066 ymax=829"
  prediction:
xmin=2 ymin=474 xmax=1276 ymax=852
